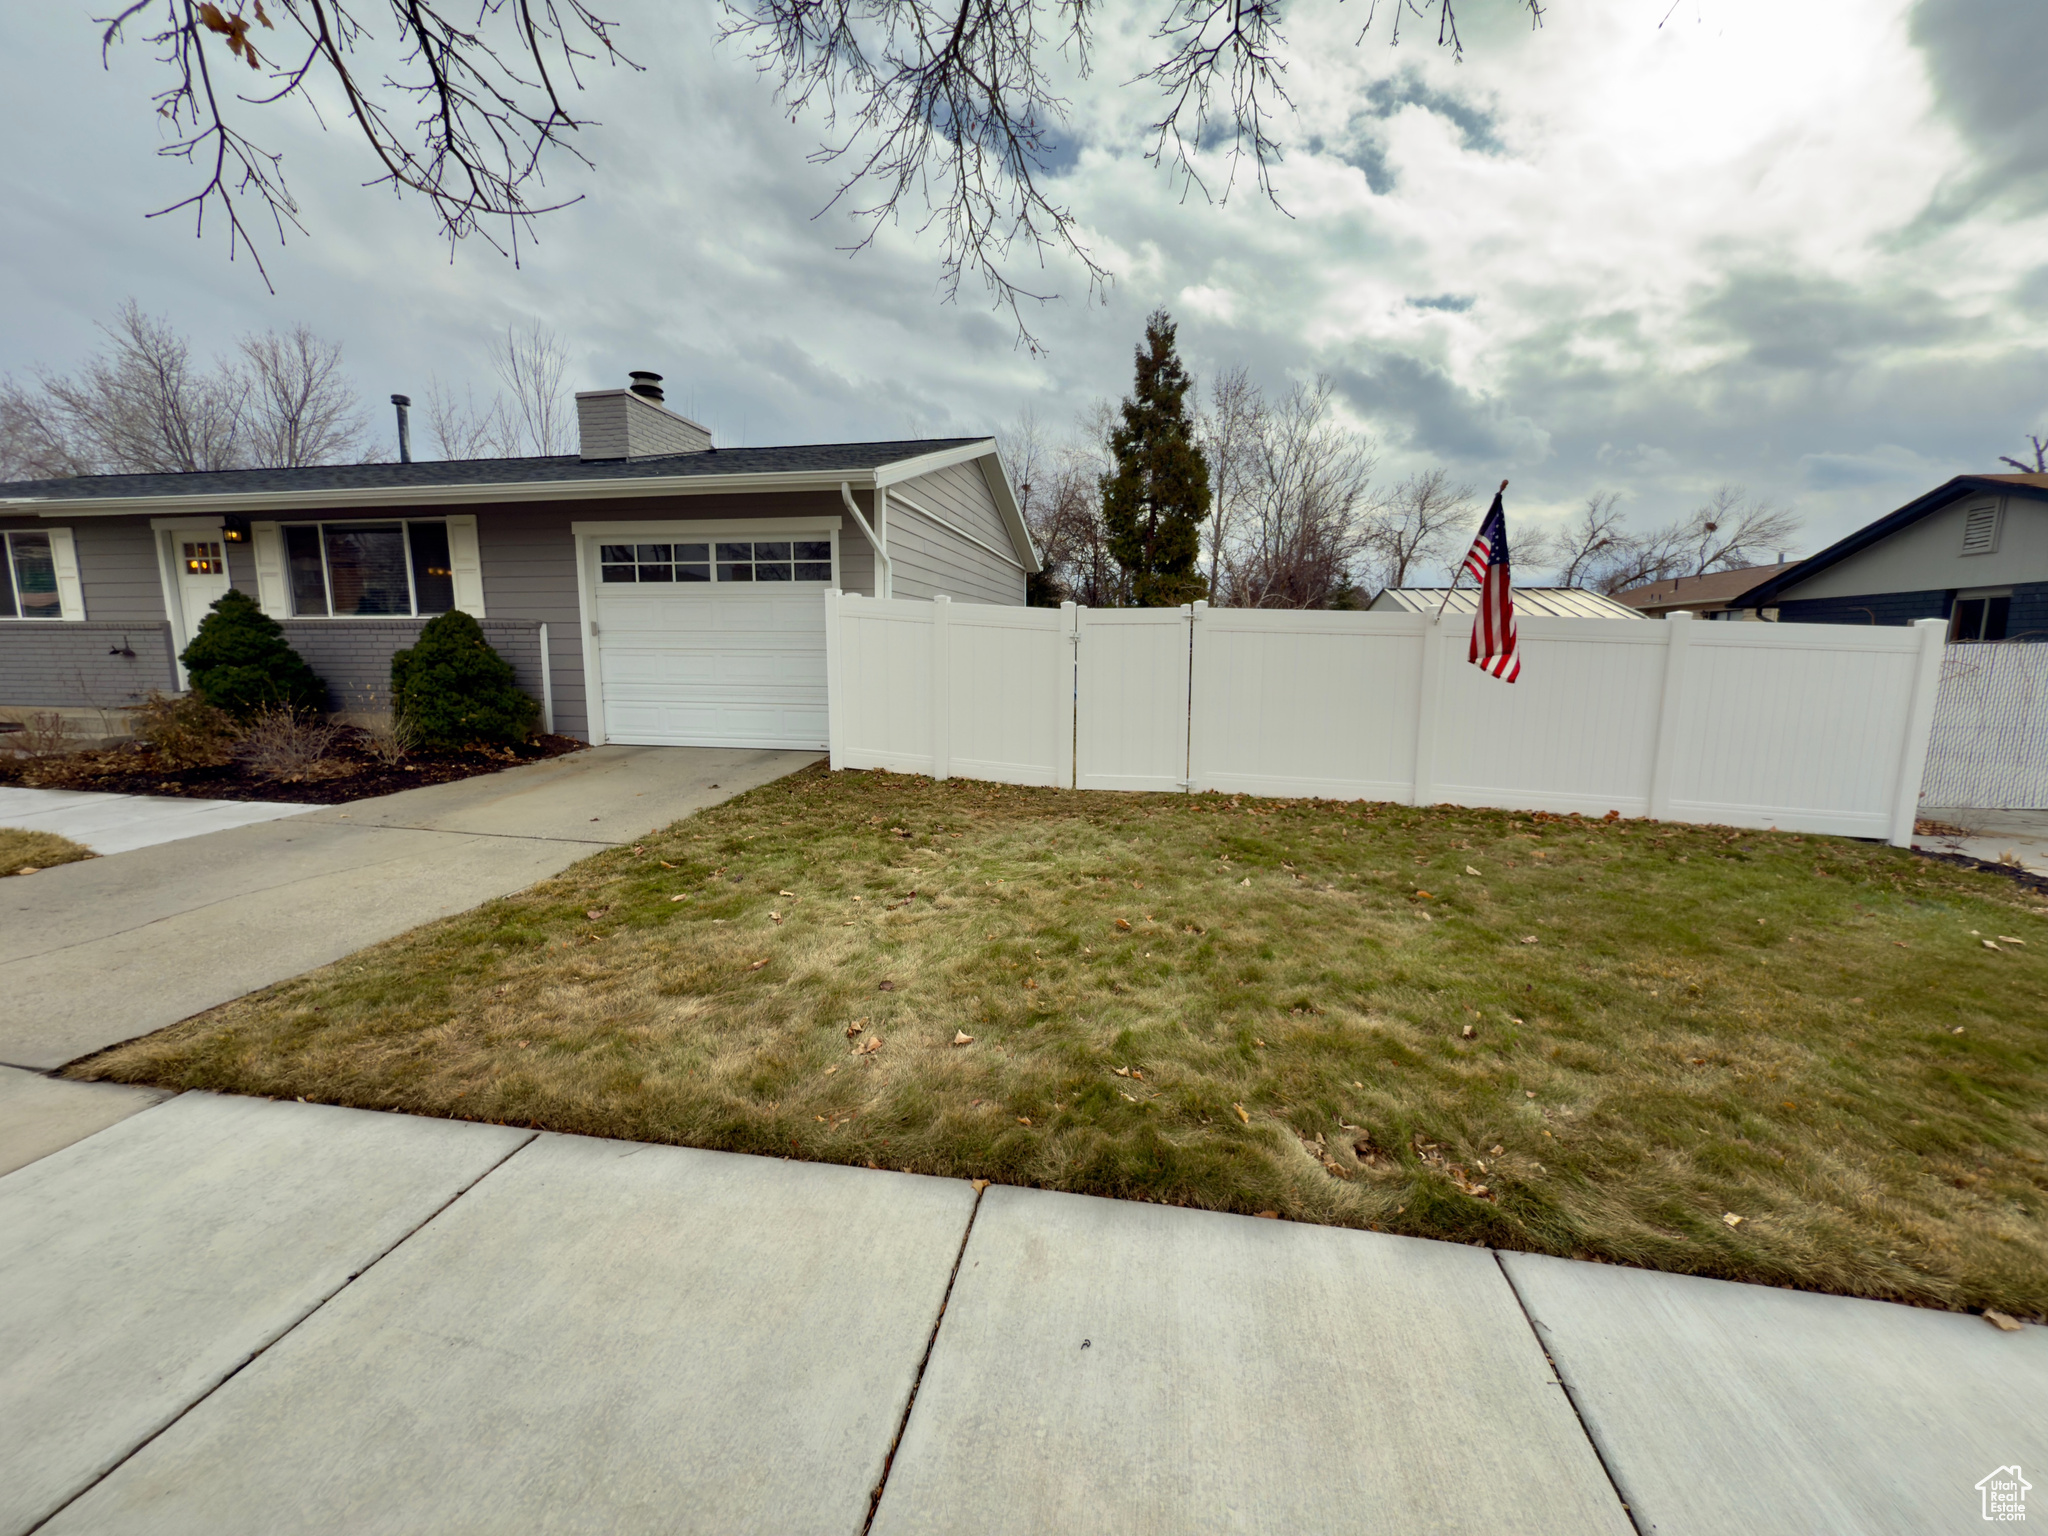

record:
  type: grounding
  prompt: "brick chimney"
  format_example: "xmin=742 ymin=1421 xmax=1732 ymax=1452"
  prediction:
xmin=575 ymin=371 xmax=713 ymax=460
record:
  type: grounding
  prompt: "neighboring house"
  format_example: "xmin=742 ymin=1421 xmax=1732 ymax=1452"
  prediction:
xmin=1611 ymin=561 xmax=1799 ymax=620
xmin=1736 ymin=473 xmax=2048 ymax=640
xmin=0 ymin=379 xmax=1037 ymax=749
xmin=1370 ymin=586 xmax=1643 ymax=619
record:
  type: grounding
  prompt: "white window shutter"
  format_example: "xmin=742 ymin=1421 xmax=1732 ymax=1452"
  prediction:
xmin=446 ymin=514 xmax=486 ymax=616
xmin=46 ymin=527 xmax=86 ymax=620
xmin=250 ymin=522 xmax=290 ymax=615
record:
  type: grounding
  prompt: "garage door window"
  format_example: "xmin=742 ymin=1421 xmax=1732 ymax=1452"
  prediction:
xmin=714 ymin=540 xmax=833 ymax=583
xmin=601 ymin=543 xmax=710 ymax=584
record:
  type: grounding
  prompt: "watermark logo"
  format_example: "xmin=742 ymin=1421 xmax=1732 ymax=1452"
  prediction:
xmin=1978 ymin=1466 xmax=2031 ymax=1523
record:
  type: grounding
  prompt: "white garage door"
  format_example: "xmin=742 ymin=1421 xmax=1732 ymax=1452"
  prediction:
xmin=592 ymin=537 xmax=834 ymax=749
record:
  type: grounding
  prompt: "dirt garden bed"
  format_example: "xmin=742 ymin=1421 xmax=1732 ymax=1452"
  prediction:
xmin=0 ymin=727 xmax=586 ymax=805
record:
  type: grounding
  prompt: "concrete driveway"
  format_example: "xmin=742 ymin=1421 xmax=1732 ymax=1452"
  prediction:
xmin=0 ymin=745 xmax=816 ymax=1073
xmin=4 ymin=1093 xmax=2041 ymax=1536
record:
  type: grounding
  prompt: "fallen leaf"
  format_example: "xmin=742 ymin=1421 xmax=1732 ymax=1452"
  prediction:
xmin=1984 ymin=940 xmax=2001 ymax=951
xmin=669 ymin=894 xmax=688 ymax=902
xmin=1465 ymin=866 xmax=1481 ymax=876
xmin=846 ymin=1020 xmax=865 ymax=1038
xmin=1113 ymin=1066 xmax=1131 ymax=1077
xmin=1783 ymin=1101 xmax=1797 ymax=1110
xmin=1998 ymin=935 xmax=2026 ymax=945
xmin=1984 ymin=1310 xmax=2024 ymax=1332
xmin=1414 ymin=889 xmax=1433 ymax=900
xmin=1024 ymin=978 xmax=1038 ymax=990
xmin=660 ymin=861 xmax=677 ymax=869
xmin=747 ymin=959 xmax=769 ymax=971
xmin=953 ymin=1031 xmax=974 ymax=1046
xmin=1255 ymin=1210 xmax=1279 ymax=1219
xmin=1722 ymin=1212 xmax=1744 ymax=1228
xmin=857 ymin=1036 xmax=883 ymax=1055
xmin=1131 ymin=1069 xmax=1143 ymax=1080
xmin=878 ymin=979 xmax=897 ymax=991
xmin=1953 ymin=1026 xmax=1965 ymax=1034
xmin=972 ymin=1178 xmax=990 ymax=1192
xmin=1253 ymin=1037 xmax=1266 ymax=1048
xmin=770 ymin=911 xmax=783 ymax=924
xmin=17 ymin=866 xmax=39 ymax=875
xmin=585 ymin=909 xmax=605 ymax=921
xmin=1520 ymin=935 xmax=1538 ymax=944
xmin=1239 ymin=877 xmax=1252 ymax=886
xmin=1114 ymin=918 xmax=1132 ymax=931
xmin=1018 ymin=1116 xmax=1032 ymax=1126
xmin=1510 ymin=1016 xmax=1525 ymax=1024
xmin=1233 ymin=1102 xmax=1250 ymax=1125
xmin=824 ymin=1065 xmax=838 ymax=1075
xmin=1526 ymin=1090 xmax=1537 ymax=1098
xmin=1462 ymin=1024 xmax=1475 ymax=1038
xmin=1490 ymin=1145 xmax=1504 ymax=1156
xmin=780 ymin=889 xmax=796 ymax=897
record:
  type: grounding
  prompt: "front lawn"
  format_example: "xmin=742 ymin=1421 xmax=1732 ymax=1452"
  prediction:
xmin=76 ymin=765 xmax=2048 ymax=1316
xmin=1 ymin=827 xmax=96 ymax=875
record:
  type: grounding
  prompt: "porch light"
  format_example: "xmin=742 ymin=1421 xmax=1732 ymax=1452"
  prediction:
xmin=221 ymin=515 xmax=251 ymax=543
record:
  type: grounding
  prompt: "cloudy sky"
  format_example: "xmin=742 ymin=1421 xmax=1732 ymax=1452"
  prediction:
xmin=1 ymin=0 xmax=2041 ymax=567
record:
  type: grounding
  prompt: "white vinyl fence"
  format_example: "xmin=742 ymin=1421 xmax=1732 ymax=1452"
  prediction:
xmin=824 ymin=593 xmax=1949 ymax=845
xmin=1919 ymin=641 xmax=2048 ymax=810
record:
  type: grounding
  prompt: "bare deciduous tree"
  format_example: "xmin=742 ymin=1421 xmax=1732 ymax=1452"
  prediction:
xmin=96 ymin=0 xmax=1534 ymax=347
xmin=239 ymin=324 xmax=368 ymax=465
xmin=1549 ymin=484 xmax=1802 ymax=595
xmin=1363 ymin=467 xmax=1473 ymax=593
xmin=1198 ymin=366 xmax=1266 ymax=602
xmin=0 ymin=300 xmax=367 ymax=478
xmin=423 ymin=377 xmax=515 ymax=461
xmin=1545 ymin=490 xmax=1630 ymax=588
xmin=1007 ymin=402 xmax=1126 ymax=605
xmin=98 ymin=0 xmax=635 ymax=287
xmin=1221 ymin=377 xmax=1378 ymax=609
xmin=492 ymin=324 xmax=575 ymax=455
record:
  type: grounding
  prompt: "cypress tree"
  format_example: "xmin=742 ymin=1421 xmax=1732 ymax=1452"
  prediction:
xmin=1100 ymin=310 xmax=1212 ymax=607
xmin=179 ymin=589 xmax=326 ymax=717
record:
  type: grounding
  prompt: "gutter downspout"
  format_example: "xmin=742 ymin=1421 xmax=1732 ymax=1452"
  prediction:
xmin=840 ymin=481 xmax=892 ymax=599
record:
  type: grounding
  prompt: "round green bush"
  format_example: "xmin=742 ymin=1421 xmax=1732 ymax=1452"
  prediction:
xmin=391 ymin=611 xmax=539 ymax=749
xmin=179 ymin=589 xmax=326 ymax=718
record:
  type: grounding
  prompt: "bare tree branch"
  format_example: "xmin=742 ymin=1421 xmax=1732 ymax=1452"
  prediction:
xmin=98 ymin=0 xmax=637 ymax=284
xmin=2000 ymin=434 xmax=2047 ymax=474
xmin=239 ymin=323 xmax=370 ymax=464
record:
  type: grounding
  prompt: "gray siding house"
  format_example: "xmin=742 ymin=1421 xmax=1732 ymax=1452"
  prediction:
xmin=0 ymin=382 xmax=1037 ymax=749
xmin=1737 ymin=473 xmax=2048 ymax=641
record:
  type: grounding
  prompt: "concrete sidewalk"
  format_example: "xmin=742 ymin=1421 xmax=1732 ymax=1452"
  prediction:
xmin=4 ymin=1093 xmax=2040 ymax=1536
xmin=1916 ymin=806 xmax=2048 ymax=877
xmin=0 ymin=744 xmax=815 ymax=1072
xmin=0 ymin=785 xmax=318 ymax=855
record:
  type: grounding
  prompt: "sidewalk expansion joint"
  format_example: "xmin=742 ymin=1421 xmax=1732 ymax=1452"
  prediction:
xmin=22 ymin=1130 xmax=541 ymax=1536
xmin=1491 ymin=1250 xmax=1646 ymax=1536
xmin=861 ymin=1182 xmax=985 ymax=1536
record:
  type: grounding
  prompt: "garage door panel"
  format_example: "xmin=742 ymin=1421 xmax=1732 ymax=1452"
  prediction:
xmin=593 ymin=578 xmax=830 ymax=750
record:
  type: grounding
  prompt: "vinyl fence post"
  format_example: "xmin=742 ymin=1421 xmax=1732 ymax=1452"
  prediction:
xmin=1182 ymin=601 xmax=1202 ymax=792
xmin=930 ymin=595 xmax=952 ymax=780
xmin=1888 ymin=617 xmax=1949 ymax=847
xmin=1058 ymin=601 xmax=1078 ymax=789
xmin=824 ymin=588 xmax=845 ymax=771
xmin=1411 ymin=613 xmax=1445 ymax=807
xmin=1647 ymin=610 xmax=1694 ymax=823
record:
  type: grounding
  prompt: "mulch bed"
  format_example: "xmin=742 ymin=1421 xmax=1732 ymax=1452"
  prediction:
xmin=1913 ymin=847 xmax=2048 ymax=899
xmin=0 ymin=729 xmax=587 ymax=806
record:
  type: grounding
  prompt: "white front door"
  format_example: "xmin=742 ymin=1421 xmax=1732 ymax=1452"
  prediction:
xmin=583 ymin=531 xmax=837 ymax=749
xmin=159 ymin=521 xmax=233 ymax=683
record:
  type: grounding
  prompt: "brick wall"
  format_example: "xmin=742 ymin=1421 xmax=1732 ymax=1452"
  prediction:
xmin=0 ymin=621 xmax=177 ymax=708
xmin=1774 ymin=589 xmax=1950 ymax=627
xmin=278 ymin=619 xmax=547 ymax=719
xmin=2006 ymin=581 xmax=2048 ymax=642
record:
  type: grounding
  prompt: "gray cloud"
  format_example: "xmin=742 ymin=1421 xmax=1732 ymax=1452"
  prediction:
xmin=1407 ymin=293 xmax=1475 ymax=312
xmin=1907 ymin=0 xmax=2048 ymax=224
xmin=1309 ymin=66 xmax=1503 ymax=194
xmin=1691 ymin=269 xmax=1963 ymax=372
xmin=1335 ymin=352 xmax=1550 ymax=465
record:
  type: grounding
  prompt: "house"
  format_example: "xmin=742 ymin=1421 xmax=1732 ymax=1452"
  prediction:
xmin=1736 ymin=473 xmax=2048 ymax=641
xmin=0 ymin=377 xmax=1037 ymax=750
xmin=1610 ymin=561 xmax=1799 ymax=620
xmin=1369 ymin=586 xmax=1643 ymax=619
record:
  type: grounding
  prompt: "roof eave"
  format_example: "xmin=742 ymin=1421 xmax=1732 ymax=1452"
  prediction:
xmin=2 ymin=466 xmax=896 ymax=518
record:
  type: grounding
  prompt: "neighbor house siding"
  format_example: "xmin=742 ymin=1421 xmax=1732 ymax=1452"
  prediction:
xmin=2008 ymin=581 xmax=2048 ymax=640
xmin=1775 ymin=495 xmax=2048 ymax=602
xmin=1775 ymin=590 xmax=1950 ymax=627
xmin=0 ymin=621 xmax=177 ymax=709
xmin=885 ymin=462 xmax=1026 ymax=606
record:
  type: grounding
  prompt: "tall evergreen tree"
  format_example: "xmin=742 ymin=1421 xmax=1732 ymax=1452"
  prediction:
xmin=1101 ymin=311 xmax=1212 ymax=606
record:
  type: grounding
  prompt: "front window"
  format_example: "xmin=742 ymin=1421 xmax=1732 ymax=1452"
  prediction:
xmin=283 ymin=520 xmax=456 ymax=617
xmin=600 ymin=538 xmax=830 ymax=585
xmin=0 ymin=531 xmax=60 ymax=619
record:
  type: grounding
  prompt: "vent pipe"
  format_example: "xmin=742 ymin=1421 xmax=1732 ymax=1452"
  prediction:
xmin=391 ymin=393 xmax=413 ymax=464
xmin=627 ymin=371 xmax=665 ymax=403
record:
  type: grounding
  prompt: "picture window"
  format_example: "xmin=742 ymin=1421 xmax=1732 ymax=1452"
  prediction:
xmin=283 ymin=520 xmax=457 ymax=617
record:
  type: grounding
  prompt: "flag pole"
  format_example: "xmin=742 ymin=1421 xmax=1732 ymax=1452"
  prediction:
xmin=1437 ymin=480 xmax=1508 ymax=621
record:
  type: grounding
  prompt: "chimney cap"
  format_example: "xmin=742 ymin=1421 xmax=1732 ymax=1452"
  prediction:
xmin=627 ymin=370 xmax=665 ymax=404
xmin=390 ymin=393 xmax=412 ymax=407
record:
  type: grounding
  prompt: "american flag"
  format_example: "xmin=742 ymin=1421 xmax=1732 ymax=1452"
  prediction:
xmin=1460 ymin=482 xmax=1520 ymax=683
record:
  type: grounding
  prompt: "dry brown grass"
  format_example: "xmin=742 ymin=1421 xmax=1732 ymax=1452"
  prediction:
xmin=75 ymin=765 xmax=2048 ymax=1316
xmin=1 ymin=827 xmax=96 ymax=876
